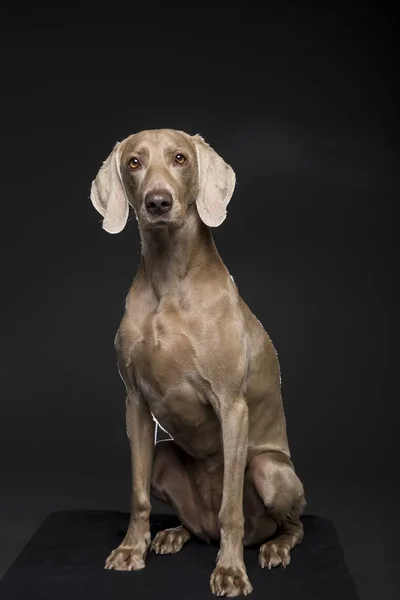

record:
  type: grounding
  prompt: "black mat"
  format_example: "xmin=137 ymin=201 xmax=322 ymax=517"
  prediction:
xmin=0 ymin=510 xmax=360 ymax=599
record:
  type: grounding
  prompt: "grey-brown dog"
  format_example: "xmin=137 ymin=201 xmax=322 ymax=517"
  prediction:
xmin=90 ymin=129 xmax=306 ymax=597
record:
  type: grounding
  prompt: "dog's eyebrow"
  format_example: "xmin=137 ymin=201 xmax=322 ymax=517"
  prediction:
xmin=164 ymin=142 xmax=192 ymax=156
xmin=165 ymin=145 xmax=187 ymax=154
xmin=125 ymin=146 xmax=148 ymax=157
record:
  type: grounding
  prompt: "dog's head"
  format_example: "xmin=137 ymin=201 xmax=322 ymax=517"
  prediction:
xmin=90 ymin=129 xmax=236 ymax=233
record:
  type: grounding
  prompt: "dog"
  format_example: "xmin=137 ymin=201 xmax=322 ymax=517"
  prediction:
xmin=90 ymin=128 xmax=306 ymax=597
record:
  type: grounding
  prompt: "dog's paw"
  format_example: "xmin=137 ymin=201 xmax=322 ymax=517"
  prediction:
xmin=259 ymin=541 xmax=291 ymax=569
xmin=151 ymin=525 xmax=191 ymax=555
xmin=105 ymin=540 xmax=149 ymax=571
xmin=210 ymin=562 xmax=253 ymax=597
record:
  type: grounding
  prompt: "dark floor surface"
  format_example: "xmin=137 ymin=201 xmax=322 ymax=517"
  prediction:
xmin=0 ymin=510 xmax=360 ymax=600
xmin=1 ymin=458 xmax=398 ymax=600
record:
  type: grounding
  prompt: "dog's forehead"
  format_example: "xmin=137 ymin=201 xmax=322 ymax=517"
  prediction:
xmin=122 ymin=129 xmax=192 ymax=154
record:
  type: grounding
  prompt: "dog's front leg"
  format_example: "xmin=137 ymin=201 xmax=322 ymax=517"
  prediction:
xmin=210 ymin=397 xmax=253 ymax=597
xmin=105 ymin=393 xmax=155 ymax=571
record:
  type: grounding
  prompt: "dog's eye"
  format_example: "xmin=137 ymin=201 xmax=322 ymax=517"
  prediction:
xmin=175 ymin=154 xmax=186 ymax=165
xmin=128 ymin=157 xmax=141 ymax=170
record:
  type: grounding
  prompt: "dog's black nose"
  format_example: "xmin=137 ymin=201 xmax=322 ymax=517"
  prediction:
xmin=145 ymin=191 xmax=173 ymax=216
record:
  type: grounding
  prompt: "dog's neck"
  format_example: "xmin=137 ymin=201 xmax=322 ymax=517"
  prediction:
xmin=138 ymin=206 xmax=223 ymax=299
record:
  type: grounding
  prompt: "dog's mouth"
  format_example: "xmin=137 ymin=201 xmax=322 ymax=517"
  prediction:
xmin=142 ymin=216 xmax=184 ymax=231
xmin=149 ymin=220 xmax=170 ymax=228
xmin=140 ymin=207 xmax=184 ymax=231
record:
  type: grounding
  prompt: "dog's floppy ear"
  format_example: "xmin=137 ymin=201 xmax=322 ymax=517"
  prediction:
xmin=192 ymin=134 xmax=236 ymax=227
xmin=90 ymin=141 xmax=129 ymax=234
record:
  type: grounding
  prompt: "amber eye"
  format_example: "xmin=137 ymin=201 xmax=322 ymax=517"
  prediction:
xmin=128 ymin=157 xmax=140 ymax=170
xmin=175 ymin=154 xmax=186 ymax=165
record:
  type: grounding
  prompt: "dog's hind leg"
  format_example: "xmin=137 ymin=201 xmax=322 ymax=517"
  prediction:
xmin=248 ymin=450 xmax=306 ymax=569
xmin=150 ymin=439 xmax=215 ymax=553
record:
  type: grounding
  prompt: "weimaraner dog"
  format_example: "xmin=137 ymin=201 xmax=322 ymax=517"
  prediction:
xmin=90 ymin=129 xmax=306 ymax=597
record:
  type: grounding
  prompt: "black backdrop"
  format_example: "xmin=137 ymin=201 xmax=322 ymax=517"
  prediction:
xmin=0 ymin=3 xmax=398 ymax=599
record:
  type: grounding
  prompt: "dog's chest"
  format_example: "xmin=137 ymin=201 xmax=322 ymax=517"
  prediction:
xmin=132 ymin=304 xmax=197 ymax=384
xmin=129 ymin=306 xmax=221 ymax=456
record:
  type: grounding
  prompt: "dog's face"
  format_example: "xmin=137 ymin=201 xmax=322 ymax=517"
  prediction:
xmin=90 ymin=128 xmax=236 ymax=234
xmin=119 ymin=129 xmax=198 ymax=231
